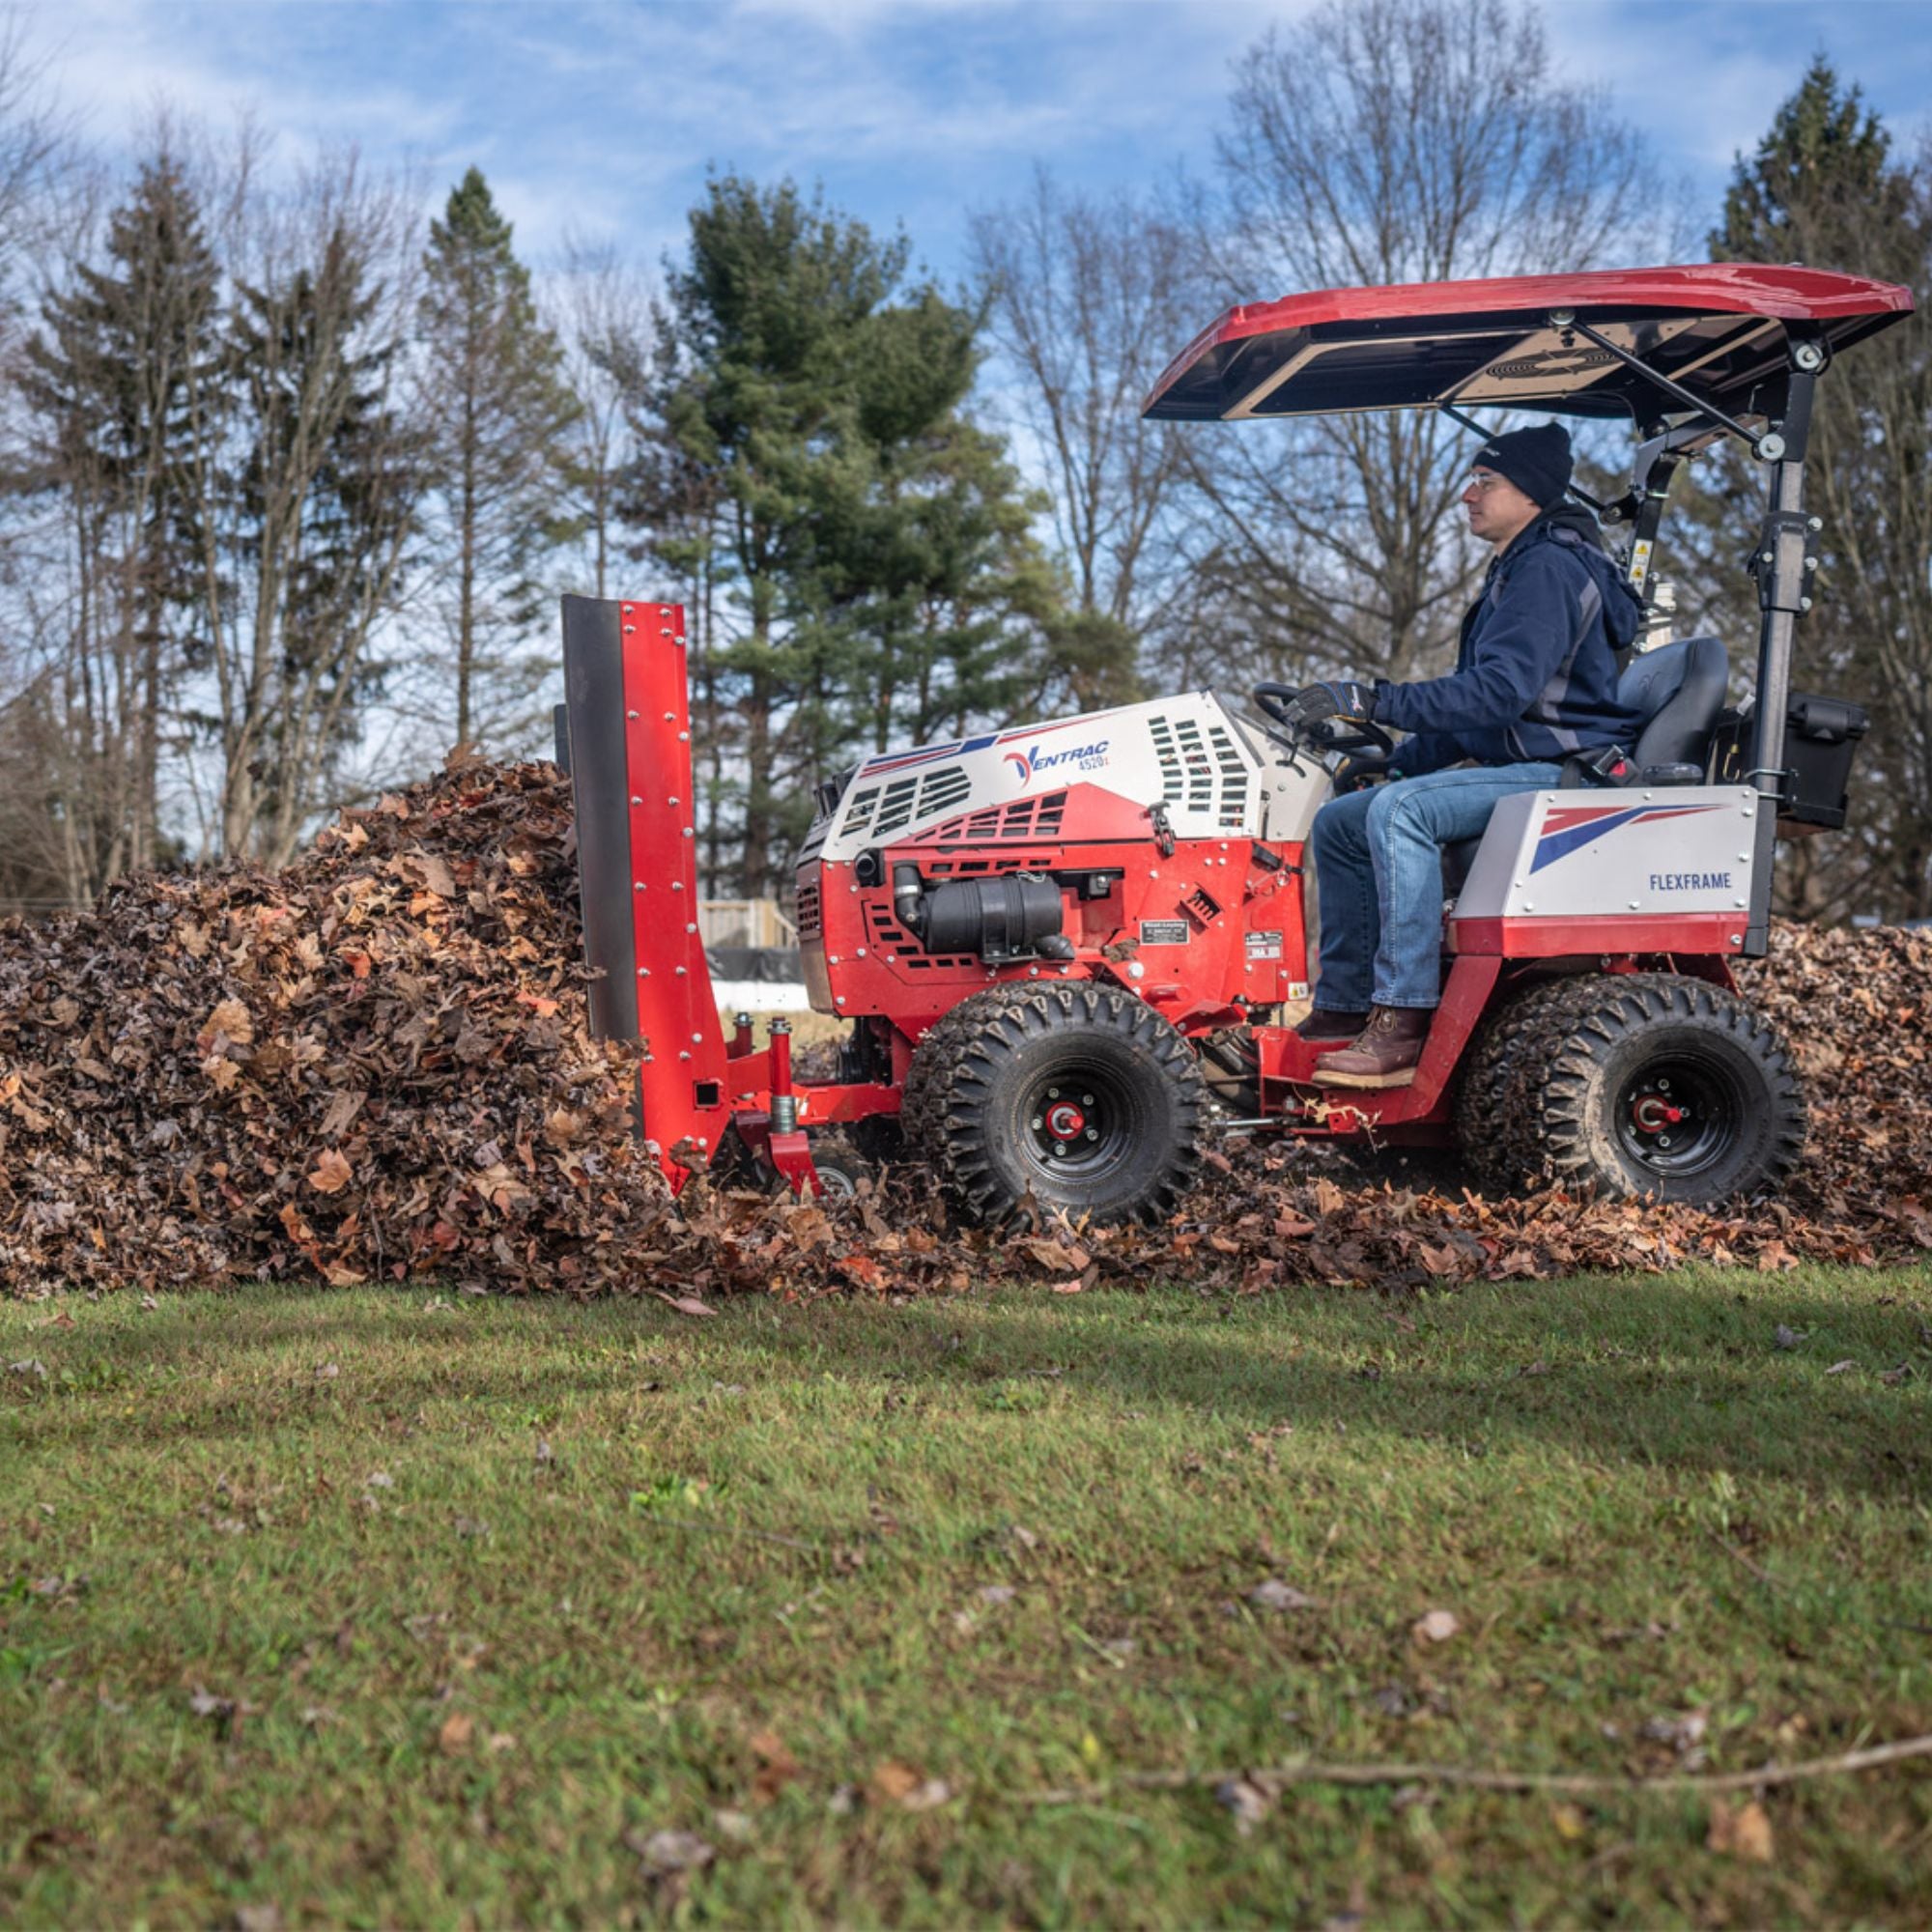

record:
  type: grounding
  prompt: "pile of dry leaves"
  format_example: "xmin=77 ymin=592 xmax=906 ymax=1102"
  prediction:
xmin=0 ymin=760 xmax=665 ymax=1293
xmin=2 ymin=760 xmax=1927 ymax=1298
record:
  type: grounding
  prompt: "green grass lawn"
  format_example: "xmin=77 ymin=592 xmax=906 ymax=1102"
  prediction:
xmin=3 ymin=1266 xmax=1929 ymax=1927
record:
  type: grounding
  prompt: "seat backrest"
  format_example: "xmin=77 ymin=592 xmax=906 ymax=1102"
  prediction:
xmin=1620 ymin=635 xmax=1728 ymax=769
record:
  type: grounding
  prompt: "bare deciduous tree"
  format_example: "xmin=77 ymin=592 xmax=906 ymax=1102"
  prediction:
xmin=552 ymin=236 xmax=650 ymax=601
xmin=2 ymin=124 xmax=433 ymax=891
xmin=968 ymin=170 xmax=1194 ymax=652
xmin=186 ymin=148 xmax=430 ymax=866
xmin=1173 ymin=0 xmax=1659 ymax=692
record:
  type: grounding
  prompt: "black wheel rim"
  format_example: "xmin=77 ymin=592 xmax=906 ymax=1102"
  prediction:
xmin=1613 ymin=1050 xmax=1747 ymax=1180
xmin=1019 ymin=1060 xmax=1142 ymax=1192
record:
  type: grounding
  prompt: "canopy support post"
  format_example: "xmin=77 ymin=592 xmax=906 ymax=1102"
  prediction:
xmin=1739 ymin=356 xmax=1822 ymax=956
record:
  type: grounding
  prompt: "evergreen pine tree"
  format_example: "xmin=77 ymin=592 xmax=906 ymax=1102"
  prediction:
xmin=17 ymin=155 xmax=220 ymax=886
xmin=418 ymin=167 xmax=580 ymax=753
xmin=631 ymin=176 xmax=1067 ymax=895
xmin=1708 ymin=59 xmax=1932 ymax=920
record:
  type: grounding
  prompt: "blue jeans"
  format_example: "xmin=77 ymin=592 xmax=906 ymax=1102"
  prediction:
xmin=1308 ymin=763 xmax=1564 ymax=1009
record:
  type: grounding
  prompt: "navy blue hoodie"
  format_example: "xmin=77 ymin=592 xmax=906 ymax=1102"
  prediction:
xmin=1374 ymin=504 xmax=1643 ymax=775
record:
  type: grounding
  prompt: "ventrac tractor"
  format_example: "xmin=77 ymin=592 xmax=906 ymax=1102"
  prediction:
xmin=558 ymin=264 xmax=1914 ymax=1226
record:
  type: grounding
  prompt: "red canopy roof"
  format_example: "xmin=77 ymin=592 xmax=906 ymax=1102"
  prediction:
xmin=1142 ymin=264 xmax=1915 ymax=423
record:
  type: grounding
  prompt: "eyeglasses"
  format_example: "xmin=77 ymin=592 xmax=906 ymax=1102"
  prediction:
xmin=1463 ymin=472 xmax=1508 ymax=494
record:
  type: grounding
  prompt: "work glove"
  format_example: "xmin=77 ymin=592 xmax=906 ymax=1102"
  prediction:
xmin=1281 ymin=679 xmax=1376 ymax=729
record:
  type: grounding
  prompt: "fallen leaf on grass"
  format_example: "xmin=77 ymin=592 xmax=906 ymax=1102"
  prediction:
xmin=1411 ymin=1608 xmax=1461 ymax=1645
xmin=437 ymin=1712 xmax=474 ymax=1754
xmin=654 ymin=1293 xmax=717 ymax=1319
xmin=1707 ymin=1798 xmax=1776 ymax=1862
xmin=1249 ymin=1578 xmax=1318 ymax=1612
xmin=1216 ymin=1776 xmax=1276 ymax=1834
xmin=749 ymin=1728 xmax=799 ymax=1802
xmin=628 ymin=1828 xmax=715 ymax=1875
xmin=1642 ymin=1709 xmax=1709 ymax=1756
xmin=1826 ymin=1359 xmax=1856 ymax=1375
xmin=868 ymin=1761 xmax=951 ymax=1811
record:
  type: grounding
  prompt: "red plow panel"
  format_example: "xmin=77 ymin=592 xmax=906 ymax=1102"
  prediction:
xmin=560 ymin=595 xmax=730 ymax=1178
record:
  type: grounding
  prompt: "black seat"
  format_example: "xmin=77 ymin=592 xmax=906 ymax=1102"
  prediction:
xmin=1622 ymin=634 xmax=1728 ymax=771
xmin=1438 ymin=636 xmax=1730 ymax=896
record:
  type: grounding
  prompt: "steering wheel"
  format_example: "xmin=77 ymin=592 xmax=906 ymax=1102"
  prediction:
xmin=1251 ymin=682 xmax=1396 ymax=759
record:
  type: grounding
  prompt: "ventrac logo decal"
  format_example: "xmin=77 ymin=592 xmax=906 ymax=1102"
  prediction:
xmin=1530 ymin=801 xmax=1725 ymax=874
xmin=1005 ymin=739 xmax=1110 ymax=784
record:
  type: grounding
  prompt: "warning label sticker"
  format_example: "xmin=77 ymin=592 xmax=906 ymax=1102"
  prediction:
xmin=1244 ymin=929 xmax=1283 ymax=961
xmin=1139 ymin=920 xmax=1188 ymax=946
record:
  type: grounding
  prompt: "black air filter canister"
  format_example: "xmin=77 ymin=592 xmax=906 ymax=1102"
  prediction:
xmin=920 ymin=874 xmax=1065 ymax=960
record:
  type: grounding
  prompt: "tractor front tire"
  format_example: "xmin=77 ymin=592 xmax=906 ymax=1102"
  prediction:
xmin=901 ymin=983 xmax=1205 ymax=1227
xmin=1458 ymin=972 xmax=1804 ymax=1204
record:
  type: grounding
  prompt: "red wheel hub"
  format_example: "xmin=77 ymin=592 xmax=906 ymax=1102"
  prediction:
xmin=1630 ymin=1095 xmax=1686 ymax=1134
xmin=1045 ymin=1101 xmax=1087 ymax=1140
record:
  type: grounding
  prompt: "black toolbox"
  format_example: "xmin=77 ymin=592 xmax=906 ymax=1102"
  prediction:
xmin=1709 ymin=691 xmax=1870 ymax=833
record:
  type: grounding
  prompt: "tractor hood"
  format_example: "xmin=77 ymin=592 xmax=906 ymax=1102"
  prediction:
xmin=1142 ymin=263 xmax=1914 ymax=424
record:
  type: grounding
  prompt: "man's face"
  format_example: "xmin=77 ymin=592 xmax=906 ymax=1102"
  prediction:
xmin=1462 ymin=466 xmax=1542 ymax=548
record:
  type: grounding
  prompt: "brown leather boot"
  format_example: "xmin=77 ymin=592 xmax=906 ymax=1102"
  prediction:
xmin=1295 ymin=1008 xmax=1370 ymax=1042
xmin=1314 ymin=1005 xmax=1433 ymax=1087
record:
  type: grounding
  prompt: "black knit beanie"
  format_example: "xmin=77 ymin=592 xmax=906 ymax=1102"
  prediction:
xmin=1473 ymin=422 xmax=1573 ymax=508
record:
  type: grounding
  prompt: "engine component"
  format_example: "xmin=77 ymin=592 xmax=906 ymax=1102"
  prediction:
xmin=892 ymin=866 xmax=1068 ymax=965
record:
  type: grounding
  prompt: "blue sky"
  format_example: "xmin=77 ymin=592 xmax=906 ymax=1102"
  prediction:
xmin=19 ymin=0 xmax=1932 ymax=296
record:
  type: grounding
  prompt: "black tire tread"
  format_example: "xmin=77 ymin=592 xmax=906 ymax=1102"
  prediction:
xmin=900 ymin=982 xmax=1205 ymax=1226
xmin=1456 ymin=974 xmax=1613 ymax=1194
xmin=1458 ymin=971 xmax=1805 ymax=1202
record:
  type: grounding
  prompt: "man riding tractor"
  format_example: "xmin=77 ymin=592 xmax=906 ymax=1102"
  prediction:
xmin=1280 ymin=422 xmax=1643 ymax=1082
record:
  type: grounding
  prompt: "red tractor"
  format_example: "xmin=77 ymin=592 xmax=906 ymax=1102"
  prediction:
xmin=558 ymin=264 xmax=1913 ymax=1224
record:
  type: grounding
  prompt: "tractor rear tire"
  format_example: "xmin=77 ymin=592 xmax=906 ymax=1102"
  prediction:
xmin=1457 ymin=972 xmax=1804 ymax=1204
xmin=901 ymin=982 xmax=1205 ymax=1227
